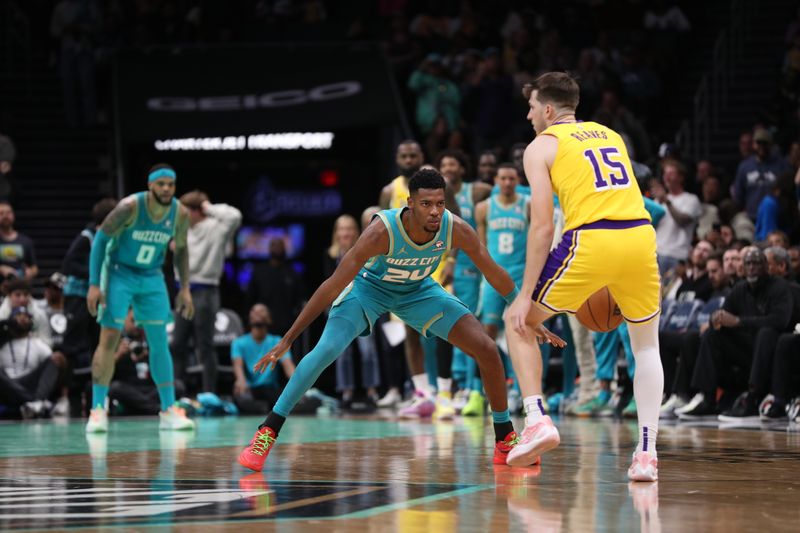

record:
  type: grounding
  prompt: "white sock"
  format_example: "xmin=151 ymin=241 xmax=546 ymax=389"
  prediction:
xmin=412 ymin=374 xmax=432 ymax=397
xmin=637 ymin=425 xmax=658 ymax=455
xmin=627 ymin=319 xmax=663 ymax=456
xmin=523 ymin=395 xmax=546 ymax=425
xmin=437 ymin=377 xmax=452 ymax=396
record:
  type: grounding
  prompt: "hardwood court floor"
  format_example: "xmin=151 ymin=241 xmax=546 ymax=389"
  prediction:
xmin=0 ymin=414 xmax=798 ymax=532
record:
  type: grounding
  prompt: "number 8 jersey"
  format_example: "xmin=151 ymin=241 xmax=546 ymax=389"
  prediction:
xmin=487 ymin=193 xmax=529 ymax=276
xmin=361 ymin=207 xmax=453 ymax=293
xmin=108 ymin=192 xmax=178 ymax=272
xmin=540 ymin=121 xmax=650 ymax=230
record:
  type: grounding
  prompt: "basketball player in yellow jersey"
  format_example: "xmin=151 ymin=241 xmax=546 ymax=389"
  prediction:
xmin=504 ymin=73 xmax=662 ymax=482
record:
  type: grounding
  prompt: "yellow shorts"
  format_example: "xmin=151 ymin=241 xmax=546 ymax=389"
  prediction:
xmin=532 ymin=219 xmax=661 ymax=324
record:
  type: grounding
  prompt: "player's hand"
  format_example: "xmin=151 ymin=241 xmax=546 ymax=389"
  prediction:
xmin=86 ymin=285 xmax=105 ymax=317
xmin=254 ymin=338 xmax=291 ymax=373
xmin=533 ymin=324 xmax=566 ymax=348
xmin=233 ymin=378 xmax=249 ymax=397
xmin=506 ymin=295 xmax=532 ymax=337
xmin=650 ymin=180 xmax=667 ymax=203
xmin=175 ymin=287 xmax=194 ymax=320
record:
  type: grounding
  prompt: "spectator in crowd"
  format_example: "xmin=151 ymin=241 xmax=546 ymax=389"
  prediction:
xmin=34 ymin=273 xmax=67 ymax=345
xmin=695 ymin=160 xmax=715 ymax=185
xmin=651 ymin=159 xmax=702 ymax=275
xmin=679 ymin=248 xmax=794 ymax=418
xmin=171 ymin=190 xmax=241 ymax=394
xmin=51 ymin=0 xmax=101 ymax=126
xmin=408 ymin=54 xmax=461 ymax=137
xmin=324 ymin=214 xmax=381 ymax=409
xmin=767 ymin=230 xmax=791 ymax=249
xmin=719 ymin=198 xmax=755 ymax=243
xmin=789 ymin=245 xmax=800 ymax=281
xmin=734 ymin=129 xmax=792 ymax=221
xmin=61 ymin=198 xmax=117 ymax=368
xmin=644 ymin=1 xmax=691 ymax=31
xmin=738 ymin=131 xmax=754 ymax=163
xmin=509 ymin=142 xmax=527 ymax=178
xmin=0 ymin=307 xmax=66 ymax=418
xmin=675 ymin=240 xmax=715 ymax=302
xmin=697 ymin=175 xmax=722 ymax=240
xmin=719 ymin=223 xmax=736 ymax=248
xmin=592 ymin=89 xmax=652 ymax=162
xmin=755 ymin=175 xmax=798 ymax=242
xmin=463 ymin=47 xmax=515 ymax=153
xmin=232 ymin=304 xmax=295 ymax=414
xmin=723 ymin=247 xmax=743 ymax=284
xmin=0 ymin=202 xmax=37 ymax=281
xmin=248 ymin=238 xmax=306 ymax=336
xmin=477 ymin=150 xmax=498 ymax=185
xmin=0 ymin=279 xmax=52 ymax=347
xmin=0 ymin=133 xmax=15 ymax=201
xmin=108 ymin=311 xmax=185 ymax=415
xmin=765 ymin=246 xmax=793 ymax=279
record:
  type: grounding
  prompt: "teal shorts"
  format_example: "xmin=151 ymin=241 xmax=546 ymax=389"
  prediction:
xmin=331 ymin=275 xmax=470 ymax=340
xmin=478 ymin=266 xmax=524 ymax=327
xmin=99 ymin=263 xmax=172 ymax=330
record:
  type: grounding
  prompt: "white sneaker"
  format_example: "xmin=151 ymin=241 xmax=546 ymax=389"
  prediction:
xmin=52 ymin=397 xmax=69 ymax=417
xmin=453 ymin=389 xmax=469 ymax=413
xmin=628 ymin=451 xmax=658 ymax=481
xmin=159 ymin=405 xmax=196 ymax=431
xmin=86 ymin=407 xmax=109 ymax=433
xmin=507 ymin=415 xmax=560 ymax=466
xmin=674 ymin=392 xmax=704 ymax=416
xmin=659 ymin=394 xmax=685 ymax=419
xmin=21 ymin=401 xmax=42 ymax=420
xmin=377 ymin=388 xmax=402 ymax=407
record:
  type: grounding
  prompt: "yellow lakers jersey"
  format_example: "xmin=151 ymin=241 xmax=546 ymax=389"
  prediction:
xmin=390 ymin=176 xmax=409 ymax=209
xmin=540 ymin=121 xmax=650 ymax=230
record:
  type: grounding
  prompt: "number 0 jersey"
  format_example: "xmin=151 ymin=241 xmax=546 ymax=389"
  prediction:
xmin=360 ymin=207 xmax=453 ymax=294
xmin=108 ymin=192 xmax=178 ymax=272
xmin=540 ymin=121 xmax=650 ymax=230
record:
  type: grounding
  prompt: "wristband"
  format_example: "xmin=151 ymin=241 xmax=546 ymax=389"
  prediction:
xmin=503 ymin=287 xmax=520 ymax=304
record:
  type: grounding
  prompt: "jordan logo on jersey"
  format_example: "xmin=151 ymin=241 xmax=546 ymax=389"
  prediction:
xmin=396 ymin=246 xmax=408 ymax=256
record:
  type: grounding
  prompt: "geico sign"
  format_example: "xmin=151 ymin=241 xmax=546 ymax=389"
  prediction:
xmin=147 ymin=81 xmax=361 ymax=111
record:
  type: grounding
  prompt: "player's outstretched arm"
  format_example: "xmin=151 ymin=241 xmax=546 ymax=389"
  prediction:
xmin=173 ymin=205 xmax=195 ymax=320
xmin=452 ymin=216 xmax=515 ymax=297
xmin=255 ymin=220 xmax=390 ymax=372
xmin=86 ymin=198 xmax=137 ymax=317
xmin=507 ymin=137 xmax=556 ymax=336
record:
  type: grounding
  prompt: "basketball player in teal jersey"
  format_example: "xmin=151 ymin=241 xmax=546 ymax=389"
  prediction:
xmin=238 ymin=169 xmax=564 ymax=472
xmin=85 ymin=164 xmax=195 ymax=433
xmin=437 ymin=150 xmax=492 ymax=417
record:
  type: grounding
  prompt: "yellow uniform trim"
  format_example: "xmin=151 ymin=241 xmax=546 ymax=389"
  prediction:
xmin=421 ymin=312 xmax=444 ymax=337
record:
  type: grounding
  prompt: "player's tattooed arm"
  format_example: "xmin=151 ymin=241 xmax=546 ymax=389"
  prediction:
xmin=452 ymin=216 xmax=515 ymax=297
xmin=173 ymin=205 xmax=195 ymax=320
xmin=99 ymin=198 xmax=137 ymax=237
xmin=255 ymin=221 xmax=389 ymax=372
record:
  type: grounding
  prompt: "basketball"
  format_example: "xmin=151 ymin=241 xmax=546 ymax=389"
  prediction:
xmin=575 ymin=287 xmax=623 ymax=332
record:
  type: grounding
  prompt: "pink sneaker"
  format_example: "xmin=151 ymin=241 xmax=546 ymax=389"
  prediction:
xmin=506 ymin=415 xmax=560 ymax=466
xmin=628 ymin=451 xmax=658 ymax=481
xmin=398 ymin=391 xmax=435 ymax=419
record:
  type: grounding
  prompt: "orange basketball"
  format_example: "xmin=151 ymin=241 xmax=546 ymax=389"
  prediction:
xmin=575 ymin=287 xmax=623 ymax=332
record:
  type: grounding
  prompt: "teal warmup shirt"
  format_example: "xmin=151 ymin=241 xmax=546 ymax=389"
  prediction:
xmin=360 ymin=207 xmax=453 ymax=293
xmin=108 ymin=192 xmax=178 ymax=272
xmin=454 ymin=182 xmax=478 ymax=272
xmin=487 ymin=193 xmax=528 ymax=273
xmin=231 ymin=333 xmax=291 ymax=388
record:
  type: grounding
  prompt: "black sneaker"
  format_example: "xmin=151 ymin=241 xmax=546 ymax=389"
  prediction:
xmin=718 ymin=392 xmax=759 ymax=422
xmin=677 ymin=398 xmax=719 ymax=420
xmin=760 ymin=399 xmax=788 ymax=421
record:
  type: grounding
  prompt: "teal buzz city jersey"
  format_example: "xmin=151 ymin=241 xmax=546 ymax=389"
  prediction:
xmin=360 ymin=207 xmax=453 ymax=293
xmin=108 ymin=192 xmax=178 ymax=271
xmin=487 ymin=193 xmax=528 ymax=270
xmin=454 ymin=182 xmax=477 ymax=270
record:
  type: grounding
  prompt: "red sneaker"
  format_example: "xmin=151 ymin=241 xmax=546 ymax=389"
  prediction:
xmin=238 ymin=427 xmax=278 ymax=472
xmin=493 ymin=431 xmax=517 ymax=465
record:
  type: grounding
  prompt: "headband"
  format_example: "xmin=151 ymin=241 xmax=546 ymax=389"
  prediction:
xmin=148 ymin=168 xmax=176 ymax=182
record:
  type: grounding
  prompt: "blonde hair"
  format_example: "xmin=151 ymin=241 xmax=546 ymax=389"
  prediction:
xmin=328 ymin=214 xmax=360 ymax=259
